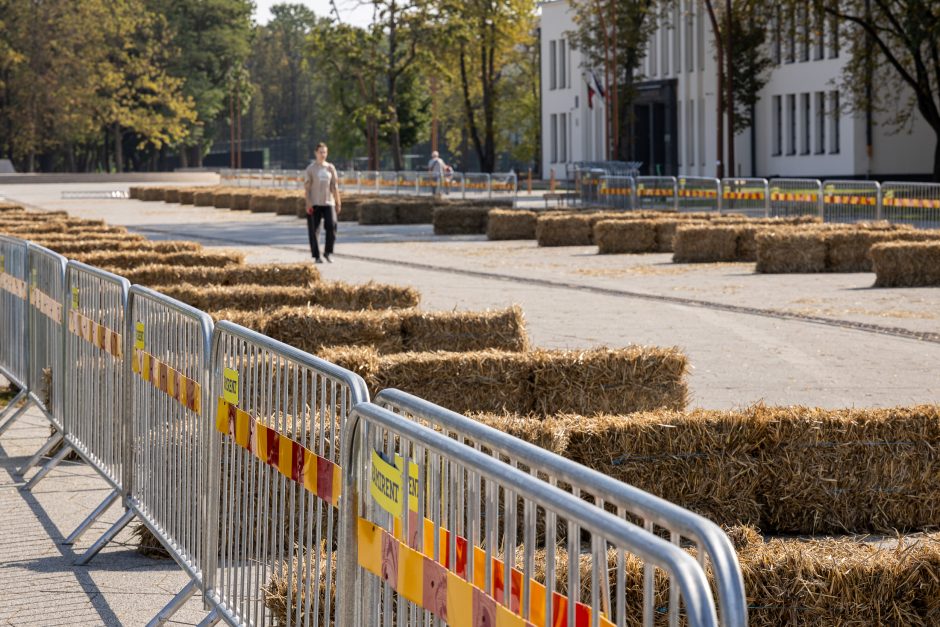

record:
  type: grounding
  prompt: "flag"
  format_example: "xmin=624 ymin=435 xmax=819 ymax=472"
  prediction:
xmin=587 ymin=83 xmax=595 ymax=109
xmin=591 ymin=70 xmax=606 ymax=100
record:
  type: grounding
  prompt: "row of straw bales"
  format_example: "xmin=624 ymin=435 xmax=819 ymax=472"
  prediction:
xmin=120 ymin=263 xmax=320 ymax=287
xmin=871 ymin=241 xmax=940 ymax=287
xmin=469 ymin=403 xmax=940 ymax=535
xmin=210 ymin=305 xmax=530 ymax=356
xmin=319 ymin=345 xmax=688 ymax=416
xmin=155 ymin=281 xmax=420 ymax=312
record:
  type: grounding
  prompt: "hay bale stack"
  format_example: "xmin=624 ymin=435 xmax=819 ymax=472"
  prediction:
xmin=249 ymin=191 xmax=283 ymax=213
xmin=31 ymin=233 xmax=148 ymax=247
xmin=757 ymin=404 xmax=940 ymax=534
xmin=756 ymin=230 xmax=828 ymax=273
xmin=399 ymin=306 xmax=528 ymax=352
xmin=276 ymin=194 xmax=305 ymax=216
xmin=212 ymin=190 xmax=234 ymax=209
xmin=535 ymin=212 xmax=625 ymax=247
xmin=594 ymin=219 xmax=658 ymax=254
xmin=127 ymin=187 xmax=142 ymax=200
xmin=264 ymin=306 xmax=404 ymax=354
xmin=872 ymin=241 xmax=940 ymax=287
xmin=163 ymin=188 xmax=180 ymax=203
xmin=155 ymin=281 xmax=419 ymax=312
xmin=141 ymin=187 xmax=167 ymax=202
xmin=734 ymin=225 xmax=761 ymax=261
xmin=486 ymin=209 xmax=538 ymax=240
xmin=178 ymin=189 xmax=197 ymax=204
xmin=357 ymin=200 xmax=398 ymax=225
xmin=673 ymin=225 xmax=741 ymax=262
xmin=530 ymin=347 xmax=688 ymax=415
xmin=825 ymin=230 xmax=899 ymax=272
xmin=193 ymin=189 xmax=217 ymax=206
xmin=75 ymin=249 xmax=245 ymax=270
xmin=43 ymin=239 xmax=201 ymax=256
xmin=432 ymin=206 xmax=490 ymax=235
xmin=395 ymin=200 xmax=436 ymax=224
xmin=121 ymin=262 xmax=319 ymax=287
xmin=231 ymin=192 xmax=253 ymax=211
xmin=207 ymin=308 xmax=269 ymax=332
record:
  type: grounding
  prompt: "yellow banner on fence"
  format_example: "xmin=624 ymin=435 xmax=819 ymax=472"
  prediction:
xmin=222 ymin=367 xmax=239 ymax=405
xmin=370 ymin=448 xmax=422 ymax=516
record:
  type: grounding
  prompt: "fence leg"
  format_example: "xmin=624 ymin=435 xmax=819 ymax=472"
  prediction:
xmin=63 ymin=489 xmax=121 ymax=545
xmin=196 ymin=609 xmax=221 ymax=627
xmin=75 ymin=508 xmax=135 ymax=565
xmin=0 ymin=400 xmax=33 ymax=437
xmin=22 ymin=444 xmax=71 ymax=491
xmin=146 ymin=580 xmax=198 ymax=627
xmin=17 ymin=432 xmax=63 ymax=476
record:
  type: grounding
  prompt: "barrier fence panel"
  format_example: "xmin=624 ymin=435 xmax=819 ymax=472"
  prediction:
xmin=373 ymin=389 xmax=746 ymax=627
xmin=0 ymin=236 xmax=30 ymax=436
xmin=678 ymin=177 xmax=721 ymax=213
xmin=768 ymin=178 xmax=823 ymax=218
xmin=358 ymin=171 xmax=380 ymax=193
xmin=721 ymin=178 xmax=769 ymax=217
xmin=822 ymin=180 xmax=880 ymax=223
xmin=490 ymin=172 xmax=518 ymax=200
xmin=396 ymin=171 xmax=421 ymax=196
xmin=463 ymin=173 xmax=491 ymax=198
xmin=576 ymin=168 xmax=606 ymax=207
xmin=24 ymin=245 xmax=67 ymax=431
xmin=338 ymin=171 xmax=361 ymax=194
xmin=378 ymin=171 xmax=399 ymax=195
xmin=125 ymin=286 xmax=214 ymax=622
xmin=22 ymin=262 xmax=132 ymax=564
xmin=880 ymin=182 xmax=940 ymax=228
xmin=636 ymin=176 xmax=678 ymax=211
xmin=599 ymin=176 xmax=636 ymax=210
xmin=337 ymin=402 xmax=721 ymax=627
xmin=416 ymin=172 xmax=439 ymax=196
xmin=204 ymin=321 xmax=369 ymax=626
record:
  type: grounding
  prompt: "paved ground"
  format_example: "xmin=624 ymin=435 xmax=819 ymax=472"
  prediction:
xmin=0 ymin=179 xmax=938 ymax=624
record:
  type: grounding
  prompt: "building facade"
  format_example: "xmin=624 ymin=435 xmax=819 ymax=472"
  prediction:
xmin=540 ymin=0 xmax=934 ymax=180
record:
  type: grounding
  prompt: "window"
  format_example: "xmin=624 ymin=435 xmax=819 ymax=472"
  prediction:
xmin=560 ymin=113 xmax=568 ymax=162
xmin=673 ymin=5 xmax=681 ymax=74
xmin=815 ymin=92 xmax=826 ymax=153
xmin=549 ymin=41 xmax=557 ymax=90
xmin=559 ymin=39 xmax=567 ymax=88
xmin=698 ymin=97 xmax=705 ymax=165
xmin=677 ymin=100 xmax=683 ymax=167
xmin=687 ymin=99 xmax=695 ymax=166
xmin=772 ymin=95 xmax=782 ymax=155
xmin=771 ymin=6 xmax=781 ymax=64
xmin=785 ymin=6 xmax=795 ymax=63
xmin=799 ymin=3 xmax=810 ymax=62
xmin=813 ymin=4 xmax=825 ymax=60
xmin=801 ymin=93 xmax=811 ymax=154
xmin=697 ymin=2 xmax=705 ymax=71
xmin=828 ymin=12 xmax=839 ymax=58
xmin=787 ymin=94 xmax=796 ymax=155
xmin=550 ymin=113 xmax=557 ymax=162
xmin=686 ymin=0 xmax=694 ymax=71
xmin=829 ymin=91 xmax=840 ymax=153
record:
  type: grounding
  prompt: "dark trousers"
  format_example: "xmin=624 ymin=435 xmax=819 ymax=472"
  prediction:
xmin=306 ymin=205 xmax=336 ymax=259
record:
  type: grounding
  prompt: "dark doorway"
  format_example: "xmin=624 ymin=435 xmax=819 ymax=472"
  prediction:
xmin=628 ymin=79 xmax=678 ymax=176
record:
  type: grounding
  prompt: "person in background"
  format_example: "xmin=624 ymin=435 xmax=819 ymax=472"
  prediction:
xmin=427 ymin=150 xmax=448 ymax=197
xmin=304 ymin=142 xmax=341 ymax=263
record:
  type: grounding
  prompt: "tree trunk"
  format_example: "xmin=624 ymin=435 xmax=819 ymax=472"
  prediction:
xmin=934 ymin=133 xmax=940 ymax=183
xmin=114 ymin=122 xmax=123 ymax=173
xmin=704 ymin=0 xmax=724 ymax=178
xmin=724 ymin=0 xmax=735 ymax=177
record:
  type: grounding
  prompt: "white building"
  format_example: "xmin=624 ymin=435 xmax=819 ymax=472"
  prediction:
xmin=540 ymin=0 xmax=934 ymax=180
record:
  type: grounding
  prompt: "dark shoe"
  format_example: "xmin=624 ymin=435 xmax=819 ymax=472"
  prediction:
xmin=324 ymin=255 xmax=333 ymax=263
xmin=314 ymin=257 xmax=324 ymax=264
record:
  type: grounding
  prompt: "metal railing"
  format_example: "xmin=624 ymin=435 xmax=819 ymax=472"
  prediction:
xmin=769 ymin=179 xmax=823 ymax=218
xmin=0 ymin=236 xmax=31 ymax=436
xmin=636 ymin=176 xmax=679 ymax=211
xmin=373 ymin=389 xmax=747 ymax=627
xmin=599 ymin=175 xmax=636 ymax=210
xmin=880 ymin=182 xmax=940 ymax=228
xmin=823 ymin=180 xmax=880 ymax=223
xmin=721 ymin=178 xmax=769 ymax=217
xmin=678 ymin=177 xmax=721 ymax=213
xmin=338 ymin=401 xmax=722 ymax=627
xmin=203 ymin=321 xmax=370 ymax=626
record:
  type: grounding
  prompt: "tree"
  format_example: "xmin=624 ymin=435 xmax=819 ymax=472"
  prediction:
xmin=567 ymin=0 xmax=659 ymax=161
xmin=820 ymin=0 xmax=940 ymax=181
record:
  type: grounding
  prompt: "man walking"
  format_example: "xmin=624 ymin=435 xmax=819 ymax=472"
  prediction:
xmin=427 ymin=150 xmax=448 ymax=197
xmin=304 ymin=142 xmax=342 ymax=263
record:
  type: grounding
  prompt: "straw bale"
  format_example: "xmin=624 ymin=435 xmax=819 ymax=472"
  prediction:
xmin=755 ymin=230 xmax=827 ymax=273
xmin=371 ymin=350 xmax=534 ymax=414
xmin=231 ymin=192 xmax=253 ymax=211
xmin=594 ymin=219 xmax=658 ymax=254
xmin=530 ymin=347 xmax=688 ymax=415
xmin=264 ymin=305 xmax=404 ymax=354
xmin=872 ymin=240 xmax=940 ymax=287
xmin=357 ymin=201 xmax=398 ymax=225
xmin=41 ymin=239 xmax=201 ymax=256
xmin=734 ymin=225 xmax=761 ymax=261
xmin=141 ymin=187 xmax=166 ymax=202
xmin=673 ymin=225 xmax=741 ymax=263
xmin=486 ymin=209 xmax=538 ymax=240
xmin=336 ymin=205 xmax=358 ymax=222
xmin=193 ymin=190 xmax=216 ymax=206
xmin=178 ymin=189 xmax=196 ymax=204
xmin=276 ymin=195 xmax=305 ymax=216
xmin=127 ymin=187 xmax=142 ymax=200
xmin=208 ymin=308 xmax=269 ymax=332
xmin=395 ymin=200 xmax=435 ymax=224
xmin=399 ymin=306 xmax=529 ymax=352
xmin=535 ymin=212 xmax=624 ymax=247
xmin=31 ymin=233 xmax=148 ymax=247
xmin=432 ymin=206 xmax=490 ymax=235
xmin=212 ymin=191 xmax=234 ymax=209
xmin=263 ymin=549 xmax=336 ymax=626
xmin=316 ymin=346 xmax=380 ymax=387
xmin=249 ymin=192 xmax=283 ymax=213
xmin=755 ymin=404 xmax=940 ymax=534
xmin=154 ymin=281 xmax=418 ymax=312
xmin=120 ymin=263 xmax=320 ymax=287
xmin=825 ymin=230 xmax=898 ymax=272
xmin=163 ymin=188 xmax=180 ymax=203
xmin=74 ymin=249 xmax=245 ymax=270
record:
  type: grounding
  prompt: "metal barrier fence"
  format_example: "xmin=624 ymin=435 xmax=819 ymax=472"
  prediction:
xmin=576 ymin=168 xmax=607 ymax=207
xmin=599 ymin=175 xmax=636 ymax=210
xmin=124 ymin=286 xmax=215 ymax=622
xmin=0 ymin=236 xmax=30 ymax=434
xmin=880 ymin=182 xmax=940 ymax=228
xmin=373 ymin=389 xmax=746 ymax=627
xmin=769 ymin=179 xmax=823 ymax=218
xmin=463 ymin=172 xmax=491 ymax=196
xmin=678 ymin=177 xmax=721 ymax=213
xmin=636 ymin=176 xmax=678 ymax=211
xmin=721 ymin=178 xmax=769 ymax=217
xmin=491 ymin=172 xmax=518 ymax=199
xmin=338 ymin=401 xmax=721 ymax=627
xmin=203 ymin=321 xmax=370 ymax=626
xmin=823 ymin=180 xmax=880 ymax=223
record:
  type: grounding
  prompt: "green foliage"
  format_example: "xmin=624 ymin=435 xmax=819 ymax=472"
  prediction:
xmin=715 ymin=1 xmax=773 ymax=134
